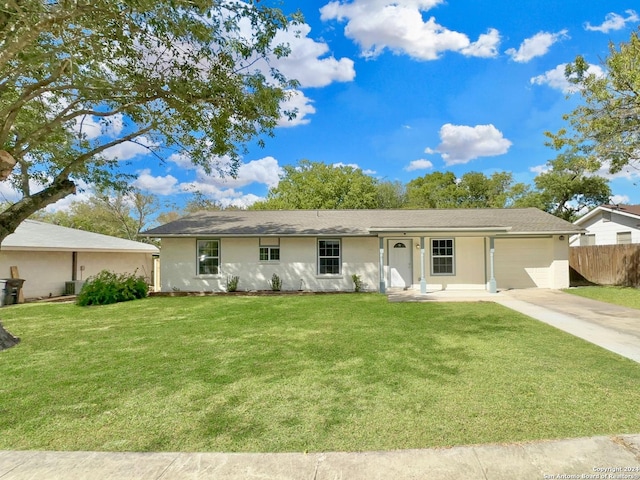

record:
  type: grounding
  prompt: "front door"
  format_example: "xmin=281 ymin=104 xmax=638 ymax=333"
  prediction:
xmin=388 ymin=240 xmax=412 ymax=288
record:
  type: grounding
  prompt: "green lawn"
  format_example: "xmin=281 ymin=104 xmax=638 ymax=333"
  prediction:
xmin=564 ymin=286 xmax=640 ymax=310
xmin=1 ymin=294 xmax=639 ymax=453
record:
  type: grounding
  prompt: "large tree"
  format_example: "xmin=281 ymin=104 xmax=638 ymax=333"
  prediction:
xmin=251 ymin=160 xmax=380 ymax=209
xmin=0 ymin=0 xmax=300 ymax=349
xmin=406 ymin=171 xmax=529 ymax=208
xmin=34 ymin=188 xmax=160 ymax=241
xmin=547 ymin=28 xmax=640 ymax=176
xmin=513 ymin=153 xmax=611 ymax=222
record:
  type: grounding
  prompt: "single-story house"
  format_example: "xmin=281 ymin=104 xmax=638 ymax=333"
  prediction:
xmin=0 ymin=220 xmax=159 ymax=299
xmin=570 ymin=204 xmax=640 ymax=246
xmin=144 ymin=208 xmax=582 ymax=294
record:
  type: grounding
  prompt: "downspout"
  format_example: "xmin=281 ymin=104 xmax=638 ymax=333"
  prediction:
xmin=488 ymin=237 xmax=497 ymax=293
xmin=420 ymin=237 xmax=426 ymax=294
xmin=379 ymin=237 xmax=385 ymax=293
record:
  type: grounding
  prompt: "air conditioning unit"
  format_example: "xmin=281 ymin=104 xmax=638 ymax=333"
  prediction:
xmin=64 ymin=281 xmax=85 ymax=295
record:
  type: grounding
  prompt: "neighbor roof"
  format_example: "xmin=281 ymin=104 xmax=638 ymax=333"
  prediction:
xmin=2 ymin=220 xmax=160 ymax=253
xmin=144 ymin=208 xmax=582 ymax=237
xmin=574 ymin=204 xmax=640 ymax=225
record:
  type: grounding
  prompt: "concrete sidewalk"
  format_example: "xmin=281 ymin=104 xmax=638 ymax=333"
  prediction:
xmin=2 ymin=435 xmax=640 ymax=479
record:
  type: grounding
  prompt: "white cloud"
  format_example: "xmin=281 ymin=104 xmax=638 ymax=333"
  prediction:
xmin=506 ymin=30 xmax=569 ymax=63
xmin=610 ymin=194 xmax=631 ymax=205
xmin=530 ymin=63 xmax=606 ymax=93
xmin=405 ymin=159 xmax=434 ymax=171
xmin=332 ymin=162 xmax=376 ymax=175
xmin=269 ymin=23 xmax=355 ymax=88
xmin=102 ymin=136 xmax=159 ymax=161
xmin=585 ymin=10 xmax=639 ymax=33
xmin=72 ymin=113 xmax=124 ymax=140
xmin=426 ymin=123 xmax=512 ymax=165
xmin=460 ymin=28 xmax=501 ymax=58
xmin=594 ymin=161 xmax=640 ymax=181
xmin=278 ymin=90 xmax=316 ymax=127
xmin=320 ymin=0 xmax=500 ymax=60
xmin=529 ymin=164 xmax=550 ymax=175
xmin=179 ymin=181 xmax=264 ymax=208
xmin=133 ymin=169 xmax=179 ymax=195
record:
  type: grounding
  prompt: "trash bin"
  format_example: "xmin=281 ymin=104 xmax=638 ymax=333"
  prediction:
xmin=3 ymin=278 xmax=25 ymax=305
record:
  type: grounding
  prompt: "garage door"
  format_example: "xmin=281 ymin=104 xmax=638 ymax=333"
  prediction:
xmin=494 ymin=238 xmax=552 ymax=289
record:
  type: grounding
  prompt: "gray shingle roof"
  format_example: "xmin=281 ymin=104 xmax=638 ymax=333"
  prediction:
xmin=2 ymin=220 xmax=159 ymax=253
xmin=143 ymin=208 xmax=582 ymax=237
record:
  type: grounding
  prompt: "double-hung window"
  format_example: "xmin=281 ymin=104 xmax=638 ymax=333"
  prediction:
xmin=431 ymin=238 xmax=454 ymax=275
xmin=197 ymin=239 xmax=219 ymax=275
xmin=259 ymin=237 xmax=280 ymax=261
xmin=318 ymin=239 xmax=341 ymax=274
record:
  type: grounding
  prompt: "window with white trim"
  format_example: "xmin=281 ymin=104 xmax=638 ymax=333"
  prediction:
xmin=617 ymin=231 xmax=632 ymax=245
xmin=431 ymin=238 xmax=454 ymax=275
xmin=580 ymin=234 xmax=595 ymax=246
xmin=197 ymin=239 xmax=220 ymax=275
xmin=318 ymin=239 xmax=341 ymax=274
xmin=259 ymin=237 xmax=280 ymax=261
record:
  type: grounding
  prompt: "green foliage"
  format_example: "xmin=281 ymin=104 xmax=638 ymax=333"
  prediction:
xmin=268 ymin=273 xmax=282 ymax=291
xmin=351 ymin=274 xmax=363 ymax=292
xmin=33 ymin=188 xmax=159 ymax=241
xmin=226 ymin=275 xmax=240 ymax=293
xmin=0 ymin=1 xmax=301 ymax=243
xmin=251 ymin=160 xmax=380 ymax=210
xmin=76 ymin=270 xmax=148 ymax=306
xmin=513 ymin=153 xmax=611 ymax=221
xmin=406 ymin=171 xmax=530 ymax=208
xmin=548 ymin=28 xmax=640 ymax=175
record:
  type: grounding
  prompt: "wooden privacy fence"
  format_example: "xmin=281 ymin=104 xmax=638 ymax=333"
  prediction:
xmin=570 ymin=244 xmax=640 ymax=287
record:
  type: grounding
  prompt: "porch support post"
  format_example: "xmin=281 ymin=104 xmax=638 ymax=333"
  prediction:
xmin=420 ymin=237 xmax=427 ymax=294
xmin=488 ymin=236 xmax=497 ymax=293
xmin=379 ymin=237 xmax=386 ymax=293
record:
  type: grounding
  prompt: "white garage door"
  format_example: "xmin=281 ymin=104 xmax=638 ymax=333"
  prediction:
xmin=494 ymin=238 xmax=552 ymax=289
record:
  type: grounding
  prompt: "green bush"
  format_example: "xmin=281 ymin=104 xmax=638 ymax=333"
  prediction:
xmin=351 ymin=274 xmax=363 ymax=292
xmin=268 ymin=273 xmax=282 ymax=291
xmin=76 ymin=270 xmax=148 ymax=306
xmin=227 ymin=275 xmax=240 ymax=292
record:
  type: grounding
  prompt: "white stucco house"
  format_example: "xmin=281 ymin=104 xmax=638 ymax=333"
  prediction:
xmin=0 ymin=220 xmax=159 ymax=299
xmin=570 ymin=204 xmax=640 ymax=246
xmin=144 ymin=208 xmax=582 ymax=294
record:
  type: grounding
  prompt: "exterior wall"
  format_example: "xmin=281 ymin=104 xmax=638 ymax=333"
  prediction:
xmin=160 ymin=236 xmax=380 ymax=293
xmin=493 ymin=236 xmax=569 ymax=289
xmin=570 ymin=211 xmax=640 ymax=246
xmin=0 ymin=250 xmax=154 ymax=298
xmin=420 ymin=236 xmax=486 ymax=290
xmin=160 ymin=234 xmax=570 ymax=293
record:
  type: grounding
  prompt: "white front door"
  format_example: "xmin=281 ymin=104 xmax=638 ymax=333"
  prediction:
xmin=388 ymin=240 xmax=412 ymax=288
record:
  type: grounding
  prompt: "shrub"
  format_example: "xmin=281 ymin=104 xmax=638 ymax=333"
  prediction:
xmin=227 ymin=275 xmax=239 ymax=292
xmin=76 ymin=270 xmax=148 ymax=306
xmin=351 ymin=274 xmax=363 ymax=292
xmin=268 ymin=273 xmax=282 ymax=291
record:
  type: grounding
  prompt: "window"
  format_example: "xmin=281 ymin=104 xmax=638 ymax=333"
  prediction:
xmin=617 ymin=231 xmax=632 ymax=245
xmin=259 ymin=247 xmax=280 ymax=261
xmin=197 ymin=239 xmax=219 ymax=275
xmin=580 ymin=234 xmax=595 ymax=246
xmin=431 ymin=238 xmax=454 ymax=275
xmin=318 ymin=239 xmax=341 ymax=274
xmin=259 ymin=237 xmax=280 ymax=261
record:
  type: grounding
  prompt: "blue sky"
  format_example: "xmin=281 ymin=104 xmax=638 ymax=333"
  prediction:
xmin=53 ymin=1 xmax=640 ymax=210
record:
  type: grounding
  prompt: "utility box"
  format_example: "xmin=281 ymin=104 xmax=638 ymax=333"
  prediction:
xmin=3 ymin=278 xmax=25 ymax=306
xmin=64 ymin=281 xmax=85 ymax=295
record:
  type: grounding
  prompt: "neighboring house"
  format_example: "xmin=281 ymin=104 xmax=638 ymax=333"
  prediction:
xmin=0 ymin=220 xmax=159 ymax=299
xmin=570 ymin=204 xmax=640 ymax=246
xmin=144 ymin=208 xmax=581 ymax=294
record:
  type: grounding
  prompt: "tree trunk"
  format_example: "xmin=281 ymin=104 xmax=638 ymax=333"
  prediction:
xmin=0 ymin=321 xmax=19 ymax=351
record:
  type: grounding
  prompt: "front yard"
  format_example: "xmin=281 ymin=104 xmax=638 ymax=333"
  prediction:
xmin=1 ymin=294 xmax=639 ymax=452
